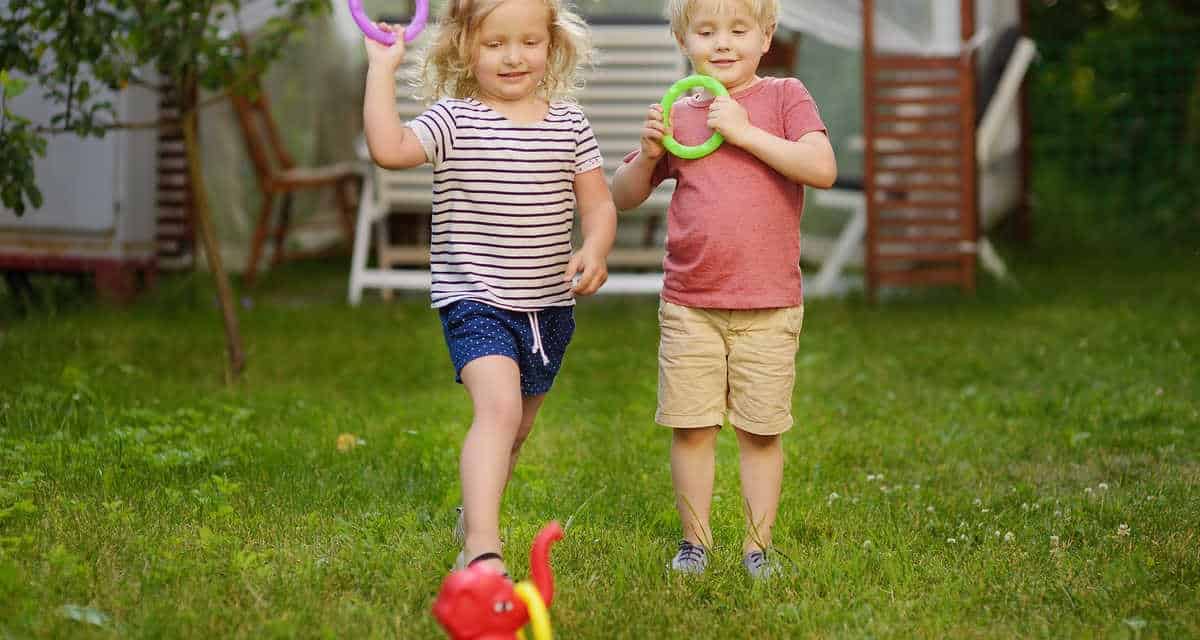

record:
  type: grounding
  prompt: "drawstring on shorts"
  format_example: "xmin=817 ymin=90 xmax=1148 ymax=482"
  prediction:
xmin=527 ymin=311 xmax=550 ymax=366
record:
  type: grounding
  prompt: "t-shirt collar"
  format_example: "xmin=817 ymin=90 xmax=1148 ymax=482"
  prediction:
xmin=687 ymin=77 xmax=766 ymax=107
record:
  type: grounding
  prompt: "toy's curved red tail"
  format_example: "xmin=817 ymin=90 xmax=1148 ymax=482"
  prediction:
xmin=529 ymin=521 xmax=564 ymax=607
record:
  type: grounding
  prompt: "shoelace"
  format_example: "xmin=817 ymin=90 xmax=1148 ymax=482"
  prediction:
xmin=677 ymin=541 xmax=706 ymax=564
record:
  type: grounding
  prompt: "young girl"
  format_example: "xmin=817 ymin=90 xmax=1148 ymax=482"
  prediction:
xmin=362 ymin=0 xmax=617 ymax=577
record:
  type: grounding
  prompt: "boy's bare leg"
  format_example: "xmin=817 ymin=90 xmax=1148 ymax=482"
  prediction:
xmin=671 ymin=426 xmax=720 ymax=546
xmin=734 ymin=427 xmax=784 ymax=553
xmin=459 ymin=356 xmax=523 ymax=574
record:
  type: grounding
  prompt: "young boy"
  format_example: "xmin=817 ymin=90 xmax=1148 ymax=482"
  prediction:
xmin=611 ymin=0 xmax=836 ymax=578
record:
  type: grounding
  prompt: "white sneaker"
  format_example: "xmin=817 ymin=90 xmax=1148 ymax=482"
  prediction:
xmin=669 ymin=540 xmax=708 ymax=574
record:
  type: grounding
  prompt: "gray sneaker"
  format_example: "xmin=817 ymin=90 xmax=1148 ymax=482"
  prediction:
xmin=743 ymin=549 xmax=780 ymax=580
xmin=453 ymin=506 xmax=465 ymax=545
xmin=670 ymin=540 xmax=708 ymax=574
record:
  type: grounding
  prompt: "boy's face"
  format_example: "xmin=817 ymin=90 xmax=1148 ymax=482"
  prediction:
xmin=472 ymin=0 xmax=552 ymax=105
xmin=678 ymin=0 xmax=774 ymax=95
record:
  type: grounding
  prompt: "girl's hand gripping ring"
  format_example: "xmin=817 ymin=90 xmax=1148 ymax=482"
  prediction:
xmin=349 ymin=0 xmax=429 ymax=45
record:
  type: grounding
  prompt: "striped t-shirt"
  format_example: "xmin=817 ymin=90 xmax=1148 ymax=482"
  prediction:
xmin=407 ymin=98 xmax=603 ymax=312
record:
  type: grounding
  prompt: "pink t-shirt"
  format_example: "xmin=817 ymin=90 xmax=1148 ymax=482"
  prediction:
xmin=623 ymin=76 xmax=826 ymax=309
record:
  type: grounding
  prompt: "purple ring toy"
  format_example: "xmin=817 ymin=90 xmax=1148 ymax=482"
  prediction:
xmin=349 ymin=0 xmax=429 ymax=45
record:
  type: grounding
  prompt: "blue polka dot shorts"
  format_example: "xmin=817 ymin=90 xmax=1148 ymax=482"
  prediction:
xmin=439 ymin=300 xmax=575 ymax=396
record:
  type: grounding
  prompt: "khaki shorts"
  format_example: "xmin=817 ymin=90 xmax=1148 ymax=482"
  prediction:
xmin=656 ymin=300 xmax=804 ymax=436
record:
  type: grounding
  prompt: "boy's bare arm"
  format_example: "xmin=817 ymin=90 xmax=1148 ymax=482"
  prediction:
xmin=611 ymin=154 xmax=658 ymax=211
xmin=736 ymin=128 xmax=837 ymax=188
xmin=611 ymin=103 xmax=668 ymax=211
xmin=708 ymin=96 xmax=837 ymax=188
xmin=362 ymin=25 xmax=426 ymax=170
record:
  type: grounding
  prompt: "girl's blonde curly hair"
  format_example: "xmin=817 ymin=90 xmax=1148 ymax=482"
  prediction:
xmin=412 ymin=0 xmax=593 ymax=102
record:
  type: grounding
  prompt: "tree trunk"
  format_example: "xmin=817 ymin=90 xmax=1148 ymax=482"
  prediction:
xmin=181 ymin=103 xmax=246 ymax=383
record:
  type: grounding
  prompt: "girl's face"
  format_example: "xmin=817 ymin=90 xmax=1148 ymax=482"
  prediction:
xmin=472 ymin=0 xmax=552 ymax=106
xmin=679 ymin=0 xmax=774 ymax=95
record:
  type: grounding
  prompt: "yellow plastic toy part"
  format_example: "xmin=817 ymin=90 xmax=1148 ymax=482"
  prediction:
xmin=513 ymin=581 xmax=552 ymax=640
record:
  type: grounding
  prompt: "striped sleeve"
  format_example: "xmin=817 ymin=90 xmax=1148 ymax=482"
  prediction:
xmin=408 ymin=100 xmax=457 ymax=164
xmin=574 ymin=111 xmax=602 ymax=174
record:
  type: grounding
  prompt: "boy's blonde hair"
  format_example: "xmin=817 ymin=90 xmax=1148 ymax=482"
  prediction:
xmin=413 ymin=0 xmax=593 ymax=102
xmin=665 ymin=0 xmax=779 ymax=41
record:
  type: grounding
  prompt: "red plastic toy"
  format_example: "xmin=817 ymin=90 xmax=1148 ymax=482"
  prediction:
xmin=433 ymin=521 xmax=564 ymax=640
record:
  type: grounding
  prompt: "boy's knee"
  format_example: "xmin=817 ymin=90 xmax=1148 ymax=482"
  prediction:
xmin=673 ymin=425 xmax=720 ymax=445
xmin=734 ymin=427 xmax=781 ymax=448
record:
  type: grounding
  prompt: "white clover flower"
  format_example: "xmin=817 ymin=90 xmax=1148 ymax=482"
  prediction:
xmin=981 ymin=508 xmax=990 ymax=513
xmin=1032 ymin=502 xmax=1041 ymax=511
xmin=1054 ymin=510 xmax=1063 ymax=517
xmin=866 ymin=473 xmax=878 ymax=482
xmin=1098 ymin=482 xmax=1109 ymax=491
xmin=1118 ymin=524 xmax=1131 ymax=537
xmin=946 ymin=537 xmax=957 ymax=545
xmin=1021 ymin=502 xmax=1030 ymax=511
xmin=994 ymin=530 xmax=1001 ymax=539
xmin=828 ymin=491 xmax=840 ymax=502
xmin=959 ymin=521 xmax=969 ymax=530
xmin=973 ymin=498 xmax=983 ymax=506
xmin=1085 ymin=487 xmax=1094 ymax=495
xmin=927 ymin=505 xmax=935 ymax=513
xmin=1004 ymin=531 xmax=1015 ymax=542
xmin=862 ymin=540 xmax=873 ymax=550
xmin=912 ymin=484 xmax=921 ymax=491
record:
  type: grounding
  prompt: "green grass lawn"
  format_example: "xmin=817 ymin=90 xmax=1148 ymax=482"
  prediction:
xmin=2 ymin=249 xmax=1198 ymax=638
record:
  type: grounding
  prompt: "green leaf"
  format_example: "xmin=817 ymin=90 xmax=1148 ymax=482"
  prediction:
xmin=0 ymin=71 xmax=29 ymax=99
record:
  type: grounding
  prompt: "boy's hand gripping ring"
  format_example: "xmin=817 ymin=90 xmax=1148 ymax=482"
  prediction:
xmin=660 ymin=74 xmax=730 ymax=160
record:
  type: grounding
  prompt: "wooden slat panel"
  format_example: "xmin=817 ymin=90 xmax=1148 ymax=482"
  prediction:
xmin=873 ymin=94 xmax=965 ymax=106
xmin=873 ymin=148 xmax=961 ymax=158
xmin=875 ymin=76 xmax=961 ymax=89
xmin=874 ymin=250 xmax=975 ymax=262
xmin=156 ymin=84 xmax=194 ymax=267
xmin=875 ymin=114 xmax=961 ymax=125
xmin=874 ymin=166 xmax=962 ymax=176
xmin=872 ymin=55 xmax=961 ymax=70
xmin=875 ymin=232 xmax=970 ymax=244
xmin=876 ymin=198 xmax=965 ymax=208
xmin=863 ymin=0 xmax=979 ymax=299
xmin=874 ymin=130 xmax=962 ymax=141
xmin=875 ymin=268 xmax=970 ymax=286
xmin=875 ymin=217 xmax=965 ymax=227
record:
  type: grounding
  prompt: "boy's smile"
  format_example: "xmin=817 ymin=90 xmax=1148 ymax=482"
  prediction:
xmin=678 ymin=0 xmax=774 ymax=95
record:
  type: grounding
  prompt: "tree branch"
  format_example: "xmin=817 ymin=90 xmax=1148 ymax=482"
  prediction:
xmin=31 ymin=90 xmax=230 ymax=135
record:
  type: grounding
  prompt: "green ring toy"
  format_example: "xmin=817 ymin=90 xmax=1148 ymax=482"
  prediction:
xmin=660 ymin=74 xmax=730 ymax=160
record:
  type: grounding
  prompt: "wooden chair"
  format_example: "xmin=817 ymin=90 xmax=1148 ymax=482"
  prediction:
xmin=231 ymin=84 xmax=362 ymax=285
